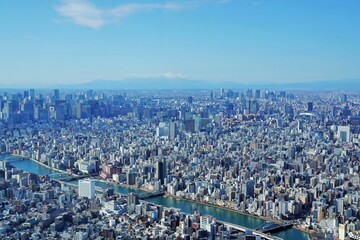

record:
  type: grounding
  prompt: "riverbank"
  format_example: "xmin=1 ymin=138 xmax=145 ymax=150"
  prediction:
xmin=164 ymin=193 xmax=282 ymax=224
xmin=2 ymin=155 xmax=308 ymax=240
xmin=292 ymin=225 xmax=316 ymax=234
xmin=164 ymin=193 xmax=315 ymax=236
xmin=1 ymin=155 xmax=310 ymax=240
xmin=10 ymin=154 xmax=70 ymax=175
xmin=95 ymin=178 xmax=154 ymax=193
xmin=1 ymin=154 xmax=302 ymax=229
xmin=8 ymin=154 xmax=152 ymax=195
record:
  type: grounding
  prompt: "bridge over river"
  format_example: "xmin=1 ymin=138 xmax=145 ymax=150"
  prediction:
xmin=0 ymin=154 xmax=27 ymax=164
xmin=48 ymin=172 xmax=98 ymax=181
xmin=256 ymin=222 xmax=294 ymax=233
xmin=217 ymin=220 xmax=283 ymax=240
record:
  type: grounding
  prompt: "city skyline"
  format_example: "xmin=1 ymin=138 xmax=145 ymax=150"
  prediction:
xmin=1 ymin=0 xmax=360 ymax=86
xmin=0 ymin=88 xmax=359 ymax=239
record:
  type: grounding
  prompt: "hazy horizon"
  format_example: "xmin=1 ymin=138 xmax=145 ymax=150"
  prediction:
xmin=1 ymin=0 xmax=359 ymax=86
xmin=1 ymin=78 xmax=360 ymax=91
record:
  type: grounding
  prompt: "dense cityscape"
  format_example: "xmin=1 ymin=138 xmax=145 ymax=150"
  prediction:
xmin=0 ymin=88 xmax=359 ymax=239
xmin=1 ymin=0 xmax=359 ymax=239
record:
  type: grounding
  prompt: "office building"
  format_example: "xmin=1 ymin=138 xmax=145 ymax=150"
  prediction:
xmin=169 ymin=122 xmax=178 ymax=140
xmin=54 ymin=89 xmax=60 ymax=101
xmin=78 ymin=179 xmax=95 ymax=199
xmin=156 ymin=160 xmax=166 ymax=184
xmin=126 ymin=170 xmax=136 ymax=185
xmin=337 ymin=126 xmax=351 ymax=142
xmin=127 ymin=192 xmax=139 ymax=206
xmin=307 ymin=102 xmax=313 ymax=112
xmin=29 ymin=89 xmax=35 ymax=99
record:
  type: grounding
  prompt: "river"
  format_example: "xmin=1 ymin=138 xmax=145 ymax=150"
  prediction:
xmin=0 ymin=154 xmax=309 ymax=240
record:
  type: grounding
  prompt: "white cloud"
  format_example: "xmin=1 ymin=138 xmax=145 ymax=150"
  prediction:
xmin=56 ymin=0 xmax=105 ymax=29
xmin=55 ymin=0 xmax=229 ymax=29
xmin=128 ymin=72 xmax=186 ymax=79
xmin=162 ymin=72 xmax=185 ymax=78
xmin=110 ymin=2 xmax=186 ymax=19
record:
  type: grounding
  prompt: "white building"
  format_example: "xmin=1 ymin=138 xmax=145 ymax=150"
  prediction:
xmin=200 ymin=215 xmax=216 ymax=236
xmin=337 ymin=126 xmax=351 ymax=142
xmin=339 ymin=224 xmax=346 ymax=240
xmin=78 ymin=160 xmax=97 ymax=174
xmin=78 ymin=179 xmax=95 ymax=199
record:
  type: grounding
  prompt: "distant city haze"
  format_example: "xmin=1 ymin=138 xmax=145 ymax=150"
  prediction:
xmin=0 ymin=0 xmax=359 ymax=87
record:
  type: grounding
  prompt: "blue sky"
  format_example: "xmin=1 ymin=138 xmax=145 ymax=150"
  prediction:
xmin=0 ymin=0 xmax=359 ymax=86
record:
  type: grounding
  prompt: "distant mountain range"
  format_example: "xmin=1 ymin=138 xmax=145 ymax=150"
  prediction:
xmin=1 ymin=78 xmax=359 ymax=90
xmin=59 ymin=78 xmax=360 ymax=90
